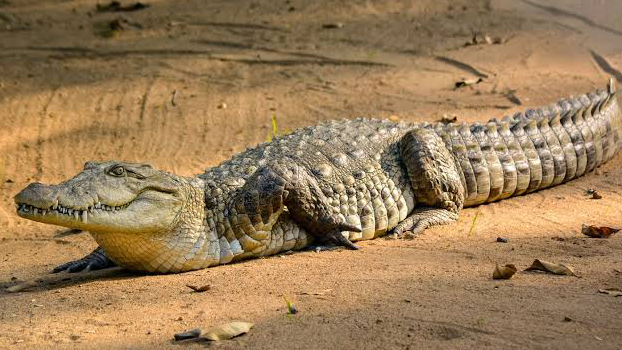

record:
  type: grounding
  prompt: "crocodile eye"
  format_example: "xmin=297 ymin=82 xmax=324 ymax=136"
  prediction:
xmin=109 ymin=166 xmax=125 ymax=177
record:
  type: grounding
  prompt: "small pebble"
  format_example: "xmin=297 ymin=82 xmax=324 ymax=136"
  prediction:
xmin=496 ymin=237 xmax=508 ymax=243
xmin=217 ymin=102 xmax=227 ymax=109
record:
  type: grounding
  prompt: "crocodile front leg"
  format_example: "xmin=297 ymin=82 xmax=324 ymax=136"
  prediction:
xmin=231 ymin=160 xmax=361 ymax=250
xmin=52 ymin=247 xmax=116 ymax=273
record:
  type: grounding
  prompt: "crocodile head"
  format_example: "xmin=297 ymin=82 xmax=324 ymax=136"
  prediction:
xmin=14 ymin=161 xmax=190 ymax=235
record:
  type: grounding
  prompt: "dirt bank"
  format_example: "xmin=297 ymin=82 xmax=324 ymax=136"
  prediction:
xmin=1 ymin=0 xmax=621 ymax=348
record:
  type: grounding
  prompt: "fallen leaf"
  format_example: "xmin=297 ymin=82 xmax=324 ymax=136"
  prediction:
xmin=96 ymin=1 xmax=149 ymax=12
xmin=173 ymin=328 xmax=201 ymax=341
xmin=203 ymin=321 xmax=253 ymax=341
xmin=297 ymin=288 xmax=332 ymax=296
xmin=6 ymin=280 xmax=37 ymax=293
xmin=322 ymin=22 xmax=344 ymax=29
xmin=438 ymin=115 xmax=458 ymax=124
xmin=455 ymin=77 xmax=482 ymax=88
xmin=186 ymin=284 xmax=211 ymax=292
xmin=525 ymin=259 xmax=577 ymax=277
xmin=598 ymin=288 xmax=622 ymax=297
xmin=582 ymin=224 xmax=620 ymax=238
xmin=492 ymin=264 xmax=517 ymax=280
xmin=491 ymin=37 xmax=506 ymax=44
xmin=466 ymin=34 xmax=490 ymax=46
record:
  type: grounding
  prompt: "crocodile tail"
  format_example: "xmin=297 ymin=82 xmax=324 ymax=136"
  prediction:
xmin=438 ymin=79 xmax=622 ymax=207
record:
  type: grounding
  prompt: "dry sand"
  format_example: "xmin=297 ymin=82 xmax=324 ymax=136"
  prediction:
xmin=1 ymin=0 xmax=621 ymax=348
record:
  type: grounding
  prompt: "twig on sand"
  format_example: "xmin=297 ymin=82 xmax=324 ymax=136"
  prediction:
xmin=171 ymin=90 xmax=178 ymax=106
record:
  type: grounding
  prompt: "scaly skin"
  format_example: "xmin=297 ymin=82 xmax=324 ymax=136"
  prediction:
xmin=14 ymin=80 xmax=622 ymax=273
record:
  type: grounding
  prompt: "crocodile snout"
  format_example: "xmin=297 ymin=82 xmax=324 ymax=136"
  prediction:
xmin=14 ymin=182 xmax=59 ymax=209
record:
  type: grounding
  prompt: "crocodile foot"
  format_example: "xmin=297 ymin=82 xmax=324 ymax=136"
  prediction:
xmin=52 ymin=247 xmax=116 ymax=273
xmin=392 ymin=207 xmax=458 ymax=236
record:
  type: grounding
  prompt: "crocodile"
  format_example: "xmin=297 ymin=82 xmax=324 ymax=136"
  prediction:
xmin=13 ymin=80 xmax=622 ymax=274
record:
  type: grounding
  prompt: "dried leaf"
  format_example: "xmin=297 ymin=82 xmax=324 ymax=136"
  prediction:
xmin=96 ymin=1 xmax=149 ymax=12
xmin=438 ymin=115 xmax=458 ymax=124
xmin=598 ymin=288 xmax=622 ymax=297
xmin=186 ymin=284 xmax=211 ymax=292
xmin=582 ymin=224 xmax=620 ymax=238
xmin=455 ymin=77 xmax=482 ymax=88
xmin=6 ymin=280 xmax=37 ymax=293
xmin=465 ymin=34 xmax=492 ymax=46
xmin=297 ymin=288 xmax=332 ymax=296
xmin=491 ymin=37 xmax=506 ymax=44
xmin=203 ymin=321 xmax=253 ymax=341
xmin=492 ymin=264 xmax=517 ymax=279
xmin=525 ymin=259 xmax=577 ymax=276
xmin=322 ymin=22 xmax=344 ymax=29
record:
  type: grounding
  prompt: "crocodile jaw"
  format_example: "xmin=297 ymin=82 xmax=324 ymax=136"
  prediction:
xmin=15 ymin=189 xmax=181 ymax=234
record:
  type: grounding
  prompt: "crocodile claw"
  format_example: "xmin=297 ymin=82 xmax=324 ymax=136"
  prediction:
xmin=306 ymin=228 xmax=359 ymax=251
xmin=52 ymin=247 xmax=116 ymax=273
xmin=324 ymin=229 xmax=359 ymax=250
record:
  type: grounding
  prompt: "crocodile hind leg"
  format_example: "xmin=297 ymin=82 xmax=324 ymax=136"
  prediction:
xmin=231 ymin=161 xmax=361 ymax=250
xmin=52 ymin=247 xmax=116 ymax=273
xmin=395 ymin=128 xmax=466 ymax=236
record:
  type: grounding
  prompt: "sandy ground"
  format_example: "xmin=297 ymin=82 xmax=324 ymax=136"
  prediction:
xmin=1 ymin=0 xmax=622 ymax=348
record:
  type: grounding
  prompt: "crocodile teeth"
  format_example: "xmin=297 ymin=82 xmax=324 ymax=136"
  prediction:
xmin=73 ymin=210 xmax=80 ymax=220
xmin=81 ymin=210 xmax=88 ymax=223
xmin=34 ymin=208 xmax=40 ymax=215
